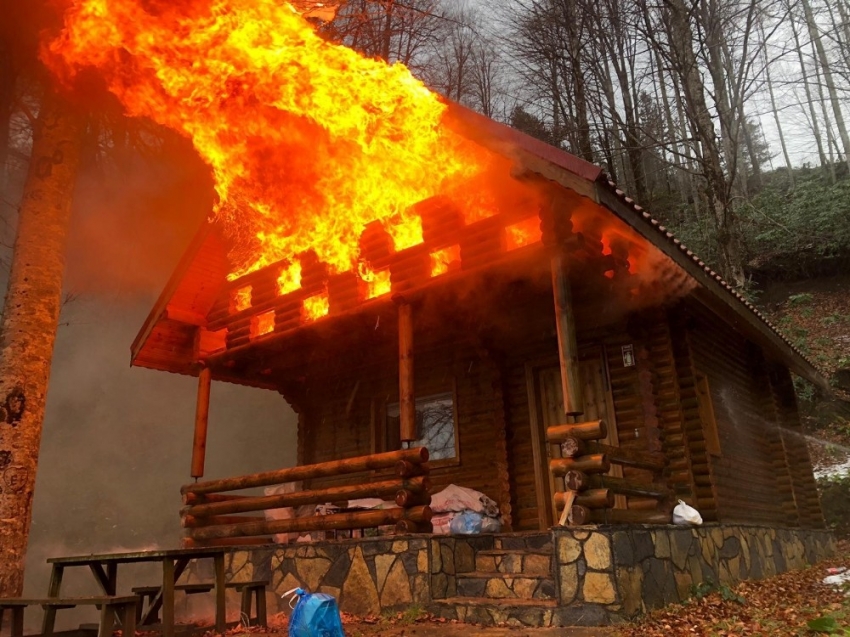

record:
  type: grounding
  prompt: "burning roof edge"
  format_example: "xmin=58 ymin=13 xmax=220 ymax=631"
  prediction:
xmin=592 ymin=177 xmax=827 ymax=390
xmin=130 ymin=102 xmax=828 ymax=391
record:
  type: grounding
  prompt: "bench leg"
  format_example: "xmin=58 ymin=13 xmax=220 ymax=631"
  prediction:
xmin=255 ymin=588 xmax=267 ymax=628
xmin=98 ymin=604 xmax=116 ymax=637
xmin=42 ymin=565 xmax=64 ymax=635
xmin=240 ymin=589 xmax=252 ymax=626
xmin=121 ymin=602 xmax=137 ymax=637
xmin=11 ymin=608 xmax=24 ymax=637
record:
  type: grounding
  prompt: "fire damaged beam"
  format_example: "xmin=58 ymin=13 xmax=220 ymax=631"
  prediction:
xmin=396 ymin=297 xmax=416 ymax=443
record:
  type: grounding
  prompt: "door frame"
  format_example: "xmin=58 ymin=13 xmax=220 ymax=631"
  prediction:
xmin=525 ymin=347 xmax=621 ymax=530
xmin=525 ymin=357 xmax=559 ymax=530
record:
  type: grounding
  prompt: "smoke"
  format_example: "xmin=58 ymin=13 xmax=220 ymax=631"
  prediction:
xmin=7 ymin=133 xmax=297 ymax=631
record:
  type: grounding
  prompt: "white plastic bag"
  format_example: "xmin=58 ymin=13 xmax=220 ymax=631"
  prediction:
xmin=672 ymin=499 xmax=703 ymax=525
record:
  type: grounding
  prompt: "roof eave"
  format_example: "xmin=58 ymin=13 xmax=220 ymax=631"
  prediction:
xmin=130 ymin=220 xmax=214 ymax=367
xmin=591 ymin=180 xmax=829 ymax=391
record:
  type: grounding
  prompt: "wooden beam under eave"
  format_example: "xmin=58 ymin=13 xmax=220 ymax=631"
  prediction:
xmin=397 ymin=300 xmax=416 ymax=443
xmin=551 ymin=253 xmax=584 ymax=417
xmin=192 ymin=366 xmax=212 ymax=479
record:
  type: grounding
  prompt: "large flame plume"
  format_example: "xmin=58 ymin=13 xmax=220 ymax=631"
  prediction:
xmin=45 ymin=0 xmax=491 ymax=279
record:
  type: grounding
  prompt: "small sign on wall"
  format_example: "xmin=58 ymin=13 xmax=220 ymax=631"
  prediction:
xmin=622 ymin=344 xmax=635 ymax=367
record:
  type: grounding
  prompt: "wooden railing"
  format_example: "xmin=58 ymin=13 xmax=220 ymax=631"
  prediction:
xmin=547 ymin=420 xmax=673 ymax=525
xmin=180 ymin=448 xmax=432 ymax=547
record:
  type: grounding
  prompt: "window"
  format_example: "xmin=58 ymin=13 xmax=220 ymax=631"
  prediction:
xmin=695 ymin=373 xmax=722 ymax=456
xmin=386 ymin=392 xmax=457 ymax=461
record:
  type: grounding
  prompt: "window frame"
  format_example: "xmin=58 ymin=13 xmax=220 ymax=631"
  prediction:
xmin=377 ymin=380 xmax=461 ymax=468
xmin=694 ymin=372 xmax=722 ymax=456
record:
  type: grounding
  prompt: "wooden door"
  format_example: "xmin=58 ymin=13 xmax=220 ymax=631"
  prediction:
xmin=527 ymin=348 xmax=621 ymax=529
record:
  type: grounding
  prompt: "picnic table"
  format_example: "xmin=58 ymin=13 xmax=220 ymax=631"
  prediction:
xmin=45 ymin=547 xmax=229 ymax=637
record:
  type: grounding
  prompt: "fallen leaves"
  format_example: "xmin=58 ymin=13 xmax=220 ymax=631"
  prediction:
xmin=617 ymin=542 xmax=850 ymax=637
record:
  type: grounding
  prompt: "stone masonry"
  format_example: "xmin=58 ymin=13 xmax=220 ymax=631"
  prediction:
xmin=178 ymin=524 xmax=835 ymax=627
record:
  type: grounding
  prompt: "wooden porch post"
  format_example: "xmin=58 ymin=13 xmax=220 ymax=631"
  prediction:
xmin=397 ymin=300 xmax=416 ymax=443
xmin=551 ymin=253 xmax=584 ymax=417
xmin=191 ymin=366 xmax=212 ymax=479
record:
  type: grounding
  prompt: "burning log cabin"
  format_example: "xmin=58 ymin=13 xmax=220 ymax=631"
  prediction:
xmin=131 ymin=106 xmax=827 ymax=545
xmin=132 ymin=107 xmax=824 ymax=541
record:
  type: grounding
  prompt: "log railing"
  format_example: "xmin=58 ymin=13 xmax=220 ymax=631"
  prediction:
xmin=180 ymin=448 xmax=432 ymax=547
xmin=547 ymin=421 xmax=672 ymax=525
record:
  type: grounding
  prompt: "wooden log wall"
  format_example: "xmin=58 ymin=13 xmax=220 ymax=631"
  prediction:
xmin=669 ymin=311 xmax=720 ymax=522
xmin=683 ymin=303 xmax=794 ymax=526
xmin=203 ymin=195 xmax=549 ymax=355
xmin=642 ymin=314 xmax=698 ymax=506
xmin=768 ymin=364 xmax=825 ymax=528
xmin=297 ymin=337 xmax=507 ymax=510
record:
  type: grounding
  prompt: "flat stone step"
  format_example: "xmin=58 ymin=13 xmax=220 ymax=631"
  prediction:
xmin=430 ymin=598 xmax=614 ymax=628
xmin=475 ymin=549 xmax=552 ymax=575
xmin=430 ymin=597 xmax=558 ymax=627
xmin=456 ymin=572 xmax=555 ymax=600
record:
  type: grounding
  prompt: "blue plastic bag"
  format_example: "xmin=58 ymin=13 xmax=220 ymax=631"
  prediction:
xmin=449 ymin=510 xmax=484 ymax=535
xmin=286 ymin=588 xmax=345 ymax=637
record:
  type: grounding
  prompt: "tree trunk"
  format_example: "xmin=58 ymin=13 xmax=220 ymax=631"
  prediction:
xmin=665 ymin=0 xmax=745 ymax=286
xmin=800 ymin=0 xmax=850 ymax=172
xmin=0 ymin=46 xmax=14 ymax=196
xmin=761 ymin=19 xmax=794 ymax=187
xmin=788 ymin=2 xmax=832 ymax=180
xmin=0 ymin=89 xmax=83 ymax=597
xmin=810 ymin=35 xmax=841 ymax=174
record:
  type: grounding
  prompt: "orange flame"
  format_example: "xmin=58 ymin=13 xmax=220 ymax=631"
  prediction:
xmin=251 ymin=310 xmax=275 ymax=336
xmin=233 ymin=286 xmax=252 ymax=312
xmin=277 ymin=261 xmax=302 ymax=296
xmin=505 ymin=217 xmax=542 ymax=252
xmin=430 ymin=245 xmax=461 ymax=277
xmin=303 ymin=291 xmax=329 ymax=321
xmin=359 ymin=263 xmax=392 ymax=299
xmin=45 ymin=0 xmax=490 ymax=281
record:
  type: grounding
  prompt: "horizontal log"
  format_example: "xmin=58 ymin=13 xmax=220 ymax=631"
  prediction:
xmin=182 ymin=448 xmax=429 ymax=496
xmin=182 ymin=493 xmax=251 ymax=506
xmin=396 ymin=460 xmax=431 ymax=478
xmin=627 ymin=498 xmax=663 ymax=511
xmin=587 ymin=476 xmax=673 ymax=499
xmin=185 ymin=476 xmax=430 ymax=517
xmin=395 ymin=490 xmax=432 ymax=508
xmin=395 ymin=519 xmax=433 ymax=534
xmin=554 ymin=489 xmax=613 ymax=510
xmin=182 ymin=515 xmax=266 ymax=528
xmin=550 ymin=454 xmax=609 ymax=476
xmin=181 ymin=536 xmax=274 ymax=548
xmin=585 ymin=443 xmax=666 ymax=471
xmin=565 ymin=470 xmax=589 ymax=492
xmin=588 ymin=509 xmax=672 ymax=524
xmin=186 ymin=506 xmax=432 ymax=541
xmin=567 ymin=504 xmax=590 ymax=526
xmin=546 ymin=420 xmax=607 ymax=442
xmin=559 ymin=436 xmax=585 ymax=459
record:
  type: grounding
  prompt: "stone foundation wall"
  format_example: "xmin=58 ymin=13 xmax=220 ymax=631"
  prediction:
xmin=553 ymin=524 xmax=836 ymax=622
xmin=181 ymin=538 xmax=431 ymax=617
xmin=181 ymin=524 xmax=834 ymax=625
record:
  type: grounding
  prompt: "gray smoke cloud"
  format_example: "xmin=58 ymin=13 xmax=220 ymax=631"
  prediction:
xmin=0 ymin=132 xmax=297 ymax=631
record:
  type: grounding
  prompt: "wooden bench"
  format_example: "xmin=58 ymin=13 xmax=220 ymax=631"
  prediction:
xmin=131 ymin=580 xmax=267 ymax=627
xmin=226 ymin=580 xmax=267 ymax=628
xmin=0 ymin=596 xmax=137 ymax=637
xmin=131 ymin=583 xmax=214 ymax=622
